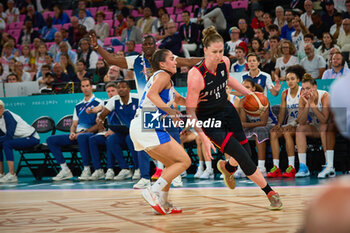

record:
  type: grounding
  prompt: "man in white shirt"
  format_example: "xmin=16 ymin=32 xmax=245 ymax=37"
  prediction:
xmin=300 ymin=0 xmax=314 ymax=29
xmin=78 ymin=9 xmax=95 ymax=32
xmin=337 ymin=18 xmax=350 ymax=52
xmin=301 ymin=43 xmax=326 ymax=79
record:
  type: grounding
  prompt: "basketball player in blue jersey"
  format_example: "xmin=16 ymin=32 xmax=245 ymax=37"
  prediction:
xmin=130 ymin=49 xmax=190 ymax=215
xmin=89 ymin=32 xmax=202 ymax=188
xmin=186 ymin=26 xmax=283 ymax=210
xmin=0 ymin=100 xmax=40 ymax=183
xmin=47 ymin=78 xmax=103 ymax=181
xmin=268 ymin=65 xmax=305 ymax=178
xmin=296 ymin=74 xmax=335 ymax=179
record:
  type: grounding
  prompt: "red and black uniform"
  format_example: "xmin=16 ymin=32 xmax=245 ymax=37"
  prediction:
xmin=194 ymin=59 xmax=256 ymax=175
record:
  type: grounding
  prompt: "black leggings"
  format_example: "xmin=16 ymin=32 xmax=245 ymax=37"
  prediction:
xmin=199 ymin=101 xmax=257 ymax=176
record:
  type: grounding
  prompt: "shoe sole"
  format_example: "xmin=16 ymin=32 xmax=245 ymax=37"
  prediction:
xmin=142 ymin=189 xmax=166 ymax=215
xmin=270 ymin=205 xmax=283 ymax=210
xmin=217 ymin=160 xmax=236 ymax=189
xmin=52 ymin=174 xmax=73 ymax=181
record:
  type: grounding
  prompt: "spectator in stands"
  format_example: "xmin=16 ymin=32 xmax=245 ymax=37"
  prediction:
xmin=78 ymin=9 xmax=95 ymax=32
xmin=238 ymin=79 xmax=276 ymax=178
xmin=7 ymin=58 xmax=16 ymax=75
xmin=251 ymin=7 xmax=265 ymax=29
xmin=44 ymin=53 xmax=54 ymax=69
xmin=249 ymin=38 xmax=263 ymax=54
xmin=4 ymin=0 xmax=19 ymax=23
xmin=268 ymin=65 xmax=305 ymax=178
xmin=74 ymin=59 xmax=91 ymax=82
xmin=317 ymin=32 xmax=340 ymax=65
xmin=93 ymin=11 xmax=109 ymax=44
xmin=179 ymin=10 xmax=200 ymax=58
xmin=291 ymin=17 xmax=309 ymax=56
xmin=273 ymin=6 xmax=287 ymax=30
xmin=6 ymin=73 xmax=20 ymax=83
xmin=47 ymin=78 xmax=102 ymax=181
xmin=242 ymin=53 xmax=281 ymax=96
xmin=337 ymin=18 xmax=350 ymax=52
xmin=125 ymin=40 xmax=139 ymax=56
xmin=300 ymin=0 xmax=314 ymax=29
xmin=0 ymin=64 xmax=7 ymax=82
xmin=14 ymin=61 xmax=31 ymax=82
xmin=309 ymin=12 xmax=330 ymax=41
xmin=327 ymin=47 xmax=348 ymax=69
xmin=52 ymin=62 xmax=70 ymax=83
xmin=275 ymin=40 xmax=298 ymax=81
xmin=55 ymin=41 xmax=77 ymax=64
xmin=18 ymin=44 xmax=35 ymax=73
xmin=7 ymin=37 xmax=19 ymax=57
xmin=238 ymin=18 xmax=255 ymax=45
xmin=25 ymin=4 xmax=45 ymax=29
xmin=74 ymin=0 xmax=92 ymax=18
xmin=35 ymin=43 xmax=47 ymax=71
xmin=268 ymin=35 xmax=281 ymax=63
xmin=92 ymin=59 xmax=108 ymax=83
xmin=77 ymin=38 xmax=98 ymax=70
xmin=259 ymin=48 xmax=275 ymax=76
xmin=330 ymin=13 xmax=343 ymax=40
xmin=104 ymin=65 xmax=122 ymax=82
xmin=93 ymin=81 xmax=140 ymax=181
xmin=159 ymin=22 xmax=182 ymax=56
xmin=37 ymin=64 xmax=52 ymax=88
xmin=281 ymin=9 xmax=295 ymax=42
xmin=41 ymin=16 xmax=58 ymax=42
xmin=31 ymin=38 xmax=41 ymax=58
xmin=135 ymin=0 xmax=157 ymax=16
xmin=113 ymin=0 xmax=129 ymax=19
xmin=114 ymin=12 xmax=127 ymax=37
xmin=197 ymin=1 xmax=227 ymax=31
xmin=263 ymin=12 xmax=273 ymax=33
xmin=136 ymin=7 xmax=155 ymax=35
xmin=254 ymin=28 xmax=267 ymax=47
xmin=18 ymin=19 xmax=40 ymax=45
xmin=49 ymin=31 xmax=72 ymax=60
xmin=60 ymin=53 xmax=76 ymax=80
xmin=68 ymin=16 xmax=80 ymax=47
xmin=322 ymin=52 xmax=350 ymax=79
xmin=0 ymin=42 xmax=15 ymax=73
xmin=0 ymin=3 xmax=6 ymax=19
xmin=152 ymin=7 xmax=167 ymax=34
xmin=0 ymin=14 xmax=5 ymax=32
xmin=301 ymin=43 xmax=326 ymax=79
xmin=343 ymin=0 xmax=350 ymax=19
xmin=230 ymin=46 xmax=248 ymax=73
xmin=297 ymin=33 xmax=314 ymax=61
xmin=120 ymin=15 xmax=143 ymax=44
xmin=265 ymin=25 xmax=280 ymax=47
xmin=225 ymin=27 xmax=243 ymax=60
xmin=322 ymin=0 xmax=336 ymax=28
xmin=52 ymin=5 xmax=70 ymax=25
xmin=154 ymin=13 xmax=171 ymax=41
xmin=0 ymin=100 xmax=40 ymax=183
xmin=295 ymin=74 xmax=334 ymax=178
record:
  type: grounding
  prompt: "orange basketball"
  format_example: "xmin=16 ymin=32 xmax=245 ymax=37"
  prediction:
xmin=243 ymin=92 xmax=269 ymax=116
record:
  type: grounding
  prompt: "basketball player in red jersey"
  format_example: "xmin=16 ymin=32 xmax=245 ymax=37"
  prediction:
xmin=186 ymin=26 xmax=283 ymax=210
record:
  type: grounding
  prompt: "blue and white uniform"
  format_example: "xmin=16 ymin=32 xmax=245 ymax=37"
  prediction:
xmin=0 ymin=110 xmax=40 ymax=162
xmin=284 ymin=86 xmax=301 ymax=126
xmin=307 ymin=90 xmax=327 ymax=128
xmin=130 ymin=70 xmax=175 ymax=151
xmin=242 ymin=70 xmax=274 ymax=96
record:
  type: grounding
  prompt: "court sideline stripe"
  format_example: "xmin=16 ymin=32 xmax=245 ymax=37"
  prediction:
xmin=48 ymin=201 xmax=86 ymax=213
xmin=97 ymin=210 xmax=172 ymax=233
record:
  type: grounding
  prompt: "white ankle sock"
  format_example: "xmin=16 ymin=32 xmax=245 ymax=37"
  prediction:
xmin=326 ymin=150 xmax=334 ymax=168
xmin=157 ymin=161 xmax=164 ymax=170
xmin=160 ymin=191 xmax=168 ymax=205
xmin=273 ymin=159 xmax=279 ymax=167
xmin=151 ymin=177 xmax=168 ymax=193
xmin=288 ymin=156 xmax=295 ymax=167
xmin=60 ymin=163 xmax=68 ymax=170
xmin=199 ymin=161 xmax=204 ymax=170
xmin=258 ymin=160 xmax=265 ymax=169
xmin=205 ymin=161 xmax=212 ymax=170
xmin=298 ymin=153 xmax=307 ymax=165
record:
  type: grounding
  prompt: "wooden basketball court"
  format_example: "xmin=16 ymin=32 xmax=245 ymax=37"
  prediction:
xmin=0 ymin=186 xmax=320 ymax=232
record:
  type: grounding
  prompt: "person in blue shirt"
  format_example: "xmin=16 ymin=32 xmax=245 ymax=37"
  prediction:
xmin=0 ymin=100 xmax=40 ymax=183
xmin=47 ymin=78 xmax=102 ymax=181
xmin=281 ymin=9 xmax=295 ymax=42
xmin=41 ymin=16 xmax=58 ymax=42
xmin=159 ymin=22 xmax=182 ymax=56
xmin=25 ymin=4 xmax=45 ymax=29
xmin=95 ymin=81 xmax=140 ymax=181
xmin=53 ymin=5 xmax=71 ymax=25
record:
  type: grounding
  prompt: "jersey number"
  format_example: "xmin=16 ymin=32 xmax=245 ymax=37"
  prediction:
xmin=215 ymin=92 xmax=221 ymax=99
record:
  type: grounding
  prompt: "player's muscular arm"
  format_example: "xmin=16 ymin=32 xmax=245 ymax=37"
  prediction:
xmin=310 ymin=93 xmax=330 ymax=124
xmin=176 ymin=57 xmax=203 ymax=67
xmin=174 ymin=90 xmax=186 ymax=106
xmin=297 ymin=97 xmax=309 ymax=125
xmin=277 ymin=91 xmax=287 ymax=125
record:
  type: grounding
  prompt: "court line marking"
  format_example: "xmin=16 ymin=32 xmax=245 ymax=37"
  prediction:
xmin=48 ymin=201 xmax=86 ymax=213
xmin=0 ymin=185 xmax=325 ymax=192
xmin=97 ymin=210 xmax=173 ymax=233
